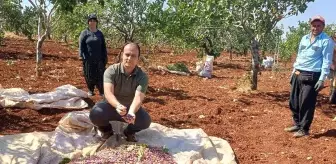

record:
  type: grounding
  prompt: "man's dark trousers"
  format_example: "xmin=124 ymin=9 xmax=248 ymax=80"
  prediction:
xmin=89 ymin=100 xmax=151 ymax=134
xmin=289 ymin=70 xmax=321 ymax=132
xmin=83 ymin=60 xmax=105 ymax=94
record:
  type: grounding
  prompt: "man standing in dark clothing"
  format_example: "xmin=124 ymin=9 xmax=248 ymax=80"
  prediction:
xmin=79 ymin=14 xmax=108 ymax=96
xmin=286 ymin=15 xmax=334 ymax=138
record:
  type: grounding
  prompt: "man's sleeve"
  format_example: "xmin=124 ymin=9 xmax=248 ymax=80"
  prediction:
xmin=104 ymin=66 xmax=116 ymax=84
xmin=79 ymin=31 xmax=87 ymax=59
xmin=320 ymin=38 xmax=335 ymax=81
xmin=136 ymin=74 xmax=149 ymax=94
xmin=101 ymin=32 xmax=108 ymax=63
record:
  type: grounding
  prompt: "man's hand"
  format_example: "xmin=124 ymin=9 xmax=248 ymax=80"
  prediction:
xmin=123 ymin=112 xmax=136 ymax=124
xmin=116 ymin=103 xmax=127 ymax=116
xmin=314 ymin=80 xmax=324 ymax=92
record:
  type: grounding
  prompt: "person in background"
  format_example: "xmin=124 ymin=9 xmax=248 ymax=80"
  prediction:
xmin=79 ymin=14 xmax=107 ymax=96
xmin=89 ymin=42 xmax=151 ymax=142
xmin=285 ymin=15 xmax=334 ymax=138
xmin=328 ymin=32 xmax=336 ymax=103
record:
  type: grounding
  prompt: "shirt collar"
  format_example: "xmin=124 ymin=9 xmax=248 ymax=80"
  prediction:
xmin=120 ymin=63 xmax=139 ymax=76
xmin=306 ymin=32 xmax=324 ymax=39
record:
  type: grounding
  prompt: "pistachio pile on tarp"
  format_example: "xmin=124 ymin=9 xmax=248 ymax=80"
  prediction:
xmin=69 ymin=144 xmax=176 ymax=164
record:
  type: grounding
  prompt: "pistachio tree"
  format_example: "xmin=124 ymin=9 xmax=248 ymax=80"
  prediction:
xmin=279 ymin=21 xmax=310 ymax=63
xmin=227 ymin=0 xmax=314 ymax=90
xmin=155 ymin=0 xmax=235 ymax=58
xmin=0 ymin=0 xmax=38 ymax=40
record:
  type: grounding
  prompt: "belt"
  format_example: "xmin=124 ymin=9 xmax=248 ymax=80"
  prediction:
xmin=295 ymin=69 xmax=320 ymax=75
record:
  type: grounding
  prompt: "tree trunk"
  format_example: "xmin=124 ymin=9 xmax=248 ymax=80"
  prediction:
xmin=250 ymin=38 xmax=260 ymax=90
xmin=35 ymin=16 xmax=49 ymax=77
xmin=229 ymin=46 xmax=233 ymax=61
xmin=47 ymin=28 xmax=51 ymax=40
xmin=63 ymin=34 xmax=68 ymax=43
xmin=36 ymin=40 xmax=43 ymax=77
xmin=36 ymin=33 xmax=48 ymax=77
xmin=36 ymin=16 xmax=42 ymax=77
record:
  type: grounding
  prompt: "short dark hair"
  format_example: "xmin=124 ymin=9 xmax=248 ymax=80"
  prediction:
xmin=87 ymin=14 xmax=98 ymax=24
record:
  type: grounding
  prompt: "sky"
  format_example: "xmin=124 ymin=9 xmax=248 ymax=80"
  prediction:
xmin=22 ymin=0 xmax=335 ymax=34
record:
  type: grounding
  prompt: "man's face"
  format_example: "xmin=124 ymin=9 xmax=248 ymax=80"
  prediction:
xmin=310 ymin=21 xmax=324 ymax=36
xmin=88 ymin=19 xmax=97 ymax=29
xmin=333 ymin=33 xmax=336 ymax=41
xmin=122 ymin=44 xmax=139 ymax=69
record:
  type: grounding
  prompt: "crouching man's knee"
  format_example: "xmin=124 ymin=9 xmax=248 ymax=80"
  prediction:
xmin=89 ymin=101 xmax=113 ymax=127
xmin=142 ymin=113 xmax=151 ymax=129
xmin=135 ymin=108 xmax=152 ymax=130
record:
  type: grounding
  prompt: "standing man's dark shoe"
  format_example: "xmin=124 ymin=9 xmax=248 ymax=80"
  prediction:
xmin=284 ymin=125 xmax=300 ymax=132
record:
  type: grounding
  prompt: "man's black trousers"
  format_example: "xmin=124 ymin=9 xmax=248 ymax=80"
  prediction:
xmin=289 ymin=70 xmax=321 ymax=132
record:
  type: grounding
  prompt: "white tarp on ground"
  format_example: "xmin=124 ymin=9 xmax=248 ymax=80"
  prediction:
xmin=0 ymin=84 xmax=88 ymax=110
xmin=0 ymin=111 xmax=237 ymax=164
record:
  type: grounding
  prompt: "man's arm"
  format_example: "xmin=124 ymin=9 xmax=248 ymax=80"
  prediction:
xmin=319 ymin=38 xmax=335 ymax=81
xmin=103 ymin=66 xmax=124 ymax=109
xmin=128 ymin=75 xmax=148 ymax=115
xmin=128 ymin=91 xmax=145 ymax=114
xmin=104 ymin=82 xmax=122 ymax=108
xmin=79 ymin=31 xmax=87 ymax=60
xmin=101 ymin=32 xmax=108 ymax=64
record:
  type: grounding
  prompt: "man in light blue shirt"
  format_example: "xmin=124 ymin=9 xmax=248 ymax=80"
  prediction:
xmin=285 ymin=15 xmax=334 ymax=138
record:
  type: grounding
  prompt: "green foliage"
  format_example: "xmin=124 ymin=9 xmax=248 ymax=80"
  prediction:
xmin=0 ymin=24 xmax=4 ymax=45
xmin=260 ymin=26 xmax=284 ymax=56
xmin=226 ymin=0 xmax=314 ymax=64
xmin=323 ymin=24 xmax=336 ymax=36
xmin=153 ymin=0 xmax=234 ymax=57
xmin=51 ymin=0 xmax=104 ymax=12
xmin=279 ymin=21 xmax=310 ymax=62
xmin=0 ymin=0 xmax=315 ymax=65
xmin=53 ymin=3 xmax=93 ymax=42
xmin=0 ymin=0 xmax=38 ymax=40
xmin=167 ymin=62 xmax=190 ymax=73
xmin=162 ymin=145 xmax=169 ymax=153
xmin=150 ymin=0 xmax=312 ymax=59
xmin=59 ymin=158 xmax=71 ymax=164
xmin=0 ymin=0 xmax=22 ymax=34
xmin=20 ymin=7 xmax=38 ymax=40
xmin=53 ymin=0 xmax=150 ymax=44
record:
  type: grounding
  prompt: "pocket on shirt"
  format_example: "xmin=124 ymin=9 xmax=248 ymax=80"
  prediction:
xmin=300 ymin=45 xmax=307 ymax=50
xmin=312 ymin=46 xmax=321 ymax=51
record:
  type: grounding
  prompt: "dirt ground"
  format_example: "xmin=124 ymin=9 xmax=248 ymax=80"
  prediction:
xmin=0 ymin=37 xmax=335 ymax=164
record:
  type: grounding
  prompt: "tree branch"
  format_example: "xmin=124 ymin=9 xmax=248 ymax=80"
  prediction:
xmin=28 ymin=0 xmax=37 ymax=8
xmin=111 ymin=23 xmax=128 ymax=35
